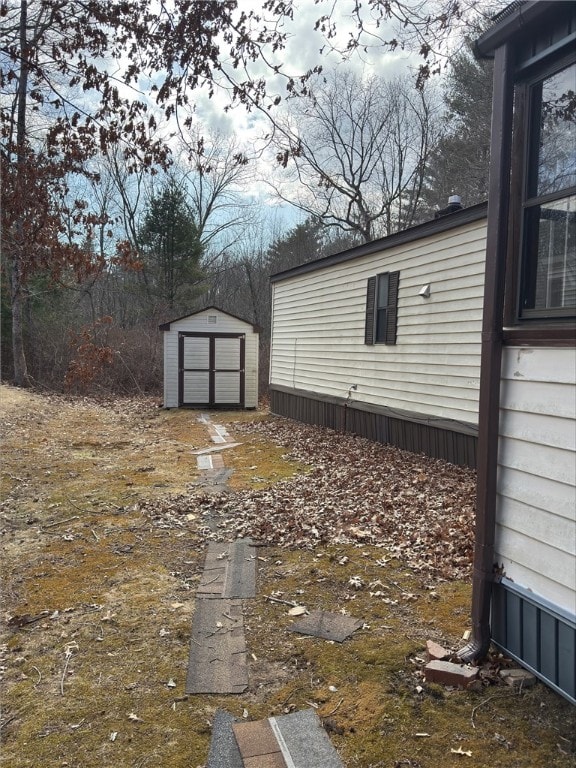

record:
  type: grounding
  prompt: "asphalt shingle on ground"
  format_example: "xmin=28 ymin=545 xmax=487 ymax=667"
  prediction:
xmin=289 ymin=610 xmax=364 ymax=642
xmin=198 ymin=539 xmax=257 ymax=599
xmin=206 ymin=710 xmax=244 ymax=768
xmin=271 ymin=709 xmax=344 ymax=768
xmin=187 ymin=538 xmax=257 ymax=693
xmin=233 ymin=718 xmax=283 ymax=761
xmin=185 ymin=598 xmax=248 ymax=694
xmin=227 ymin=710 xmax=344 ymax=768
xmin=222 ymin=538 xmax=257 ymax=599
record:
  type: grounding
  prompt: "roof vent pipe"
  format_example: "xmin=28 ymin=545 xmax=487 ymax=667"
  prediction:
xmin=434 ymin=195 xmax=464 ymax=218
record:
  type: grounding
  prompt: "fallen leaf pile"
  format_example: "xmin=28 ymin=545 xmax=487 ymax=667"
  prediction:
xmin=140 ymin=417 xmax=476 ymax=580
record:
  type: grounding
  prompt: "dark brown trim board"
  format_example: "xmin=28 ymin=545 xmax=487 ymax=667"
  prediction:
xmin=270 ymin=203 xmax=487 ymax=284
xmin=270 ymin=385 xmax=477 ymax=469
xmin=503 ymin=327 xmax=576 ymax=347
xmin=458 ymin=41 xmax=515 ymax=664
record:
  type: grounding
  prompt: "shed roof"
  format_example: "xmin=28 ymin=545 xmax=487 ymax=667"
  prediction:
xmin=159 ymin=306 xmax=259 ymax=332
xmin=270 ymin=202 xmax=487 ymax=284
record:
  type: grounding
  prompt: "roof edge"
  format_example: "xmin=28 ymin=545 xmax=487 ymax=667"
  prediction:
xmin=159 ymin=305 xmax=260 ymax=332
xmin=474 ymin=0 xmax=557 ymax=58
xmin=270 ymin=202 xmax=487 ymax=284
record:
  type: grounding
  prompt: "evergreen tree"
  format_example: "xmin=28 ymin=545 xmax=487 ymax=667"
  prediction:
xmin=139 ymin=183 xmax=204 ymax=311
xmin=420 ymin=45 xmax=493 ymax=217
xmin=266 ymin=218 xmax=326 ymax=274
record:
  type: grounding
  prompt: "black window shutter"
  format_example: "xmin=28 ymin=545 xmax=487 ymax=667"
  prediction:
xmin=385 ymin=271 xmax=400 ymax=345
xmin=365 ymin=276 xmax=376 ymax=345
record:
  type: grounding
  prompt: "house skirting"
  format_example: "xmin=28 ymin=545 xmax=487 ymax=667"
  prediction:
xmin=492 ymin=578 xmax=576 ymax=704
xmin=269 ymin=385 xmax=478 ymax=469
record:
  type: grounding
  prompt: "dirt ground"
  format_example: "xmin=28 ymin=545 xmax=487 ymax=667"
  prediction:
xmin=1 ymin=384 xmax=574 ymax=768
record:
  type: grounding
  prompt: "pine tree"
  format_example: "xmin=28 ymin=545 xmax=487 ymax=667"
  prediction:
xmin=420 ymin=46 xmax=493 ymax=217
xmin=266 ymin=218 xmax=326 ymax=274
xmin=139 ymin=183 xmax=204 ymax=311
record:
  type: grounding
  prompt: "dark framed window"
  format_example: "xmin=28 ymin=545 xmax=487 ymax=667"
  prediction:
xmin=519 ymin=60 xmax=576 ymax=319
xmin=365 ymin=271 xmax=399 ymax=345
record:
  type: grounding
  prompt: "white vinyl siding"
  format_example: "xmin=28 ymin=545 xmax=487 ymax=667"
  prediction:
xmin=270 ymin=218 xmax=486 ymax=424
xmin=214 ymin=372 xmax=241 ymax=403
xmin=162 ymin=308 xmax=258 ymax=408
xmin=163 ymin=333 xmax=179 ymax=408
xmin=495 ymin=346 xmax=576 ymax=611
xmin=183 ymin=372 xmax=209 ymax=404
xmin=183 ymin=337 xmax=209 ymax=367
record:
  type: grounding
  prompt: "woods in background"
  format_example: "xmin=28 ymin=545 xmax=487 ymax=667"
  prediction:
xmin=1 ymin=0 xmax=497 ymax=395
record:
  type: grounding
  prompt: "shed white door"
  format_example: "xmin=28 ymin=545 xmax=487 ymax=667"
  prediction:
xmin=178 ymin=332 xmax=245 ymax=407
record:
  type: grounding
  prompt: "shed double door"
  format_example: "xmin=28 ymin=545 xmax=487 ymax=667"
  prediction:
xmin=178 ymin=332 xmax=245 ymax=408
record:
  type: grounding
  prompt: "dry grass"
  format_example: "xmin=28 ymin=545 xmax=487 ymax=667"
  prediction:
xmin=1 ymin=385 xmax=574 ymax=768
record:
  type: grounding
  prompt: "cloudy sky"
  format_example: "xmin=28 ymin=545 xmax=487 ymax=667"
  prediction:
xmin=131 ymin=1 xmax=506 ymax=248
xmin=183 ymin=0 xmax=434 ymax=240
xmin=193 ymin=0 xmax=424 ymax=139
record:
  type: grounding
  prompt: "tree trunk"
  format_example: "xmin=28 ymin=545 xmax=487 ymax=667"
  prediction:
xmin=10 ymin=261 xmax=30 ymax=387
xmin=11 ymin=0 xmax=31 ymax=386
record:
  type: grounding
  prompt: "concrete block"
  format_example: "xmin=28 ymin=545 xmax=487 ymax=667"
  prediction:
xmin=424 ymin=660 xmax=479 ymax=688
xmin=499 ymin=668 xmax=537 ymax=689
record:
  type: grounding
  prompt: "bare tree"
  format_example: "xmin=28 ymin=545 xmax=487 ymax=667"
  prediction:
xmin=174 ymin=128 xmax=256 ymax=264
xmin=267 ymin=70 xmax=439 ymax=242
xmin=323 ymin=0 xmax=507 ymax=86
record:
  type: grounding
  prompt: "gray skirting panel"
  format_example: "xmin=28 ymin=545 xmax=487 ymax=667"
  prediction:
xmin=492 ymin=578 xmax=576 ymax=704
xmin=270 ymin=386 xmax=478 ymax=469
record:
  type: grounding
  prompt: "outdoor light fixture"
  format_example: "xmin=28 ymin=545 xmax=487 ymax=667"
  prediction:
xmin=419 ymin=284 xmax=431 ymax=298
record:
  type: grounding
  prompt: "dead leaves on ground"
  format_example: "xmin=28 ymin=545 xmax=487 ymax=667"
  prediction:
xmin=140 ymin=418 xmax=476 ymax=581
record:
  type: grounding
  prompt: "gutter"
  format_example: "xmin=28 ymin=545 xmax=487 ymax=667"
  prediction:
xmin=474 ymin=1 xmax=545 ymax=59
xmin=458 ymin=41 xmax=514 ymax=663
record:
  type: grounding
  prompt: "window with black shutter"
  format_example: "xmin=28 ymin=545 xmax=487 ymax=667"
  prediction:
xmin=365 ymin=271 xmax=399 ymax=345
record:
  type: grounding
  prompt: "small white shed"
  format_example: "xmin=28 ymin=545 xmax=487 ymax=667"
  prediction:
xmin=159 ymin=306 xmax=259 ymax=409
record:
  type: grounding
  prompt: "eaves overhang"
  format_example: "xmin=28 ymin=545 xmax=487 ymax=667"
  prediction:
xmin=159 ymin=305 xmax=260 ymax=332
xmin=474 ymin=0 xmax=563 ymax=58
xmin=270 ymin=202 xmax=487 ymax=284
